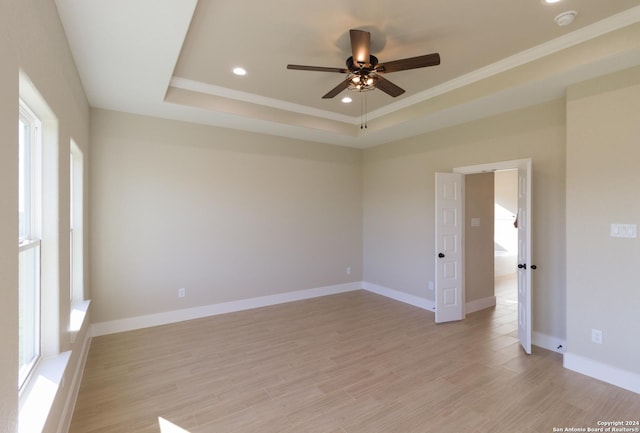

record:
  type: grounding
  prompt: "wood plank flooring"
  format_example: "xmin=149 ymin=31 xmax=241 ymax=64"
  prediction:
xmin=70 ymin=283 xmax=640 ymax=433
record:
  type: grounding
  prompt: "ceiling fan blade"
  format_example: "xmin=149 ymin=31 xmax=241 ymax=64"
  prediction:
xmin=287 ymin=64 xmax=349 ymax=73
xmin=377 ymin=53 xmax=441 ymax=73
xmin=350 ymin=29 xmax=371 ymax=67
xmin=322 ymin=80 xmax=349 ymax=99
xmin=375 ymin=75 xmax=405 ymax=97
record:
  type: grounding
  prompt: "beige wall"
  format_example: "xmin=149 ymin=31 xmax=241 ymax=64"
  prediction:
xmin=363 ymin=99 xmax=566 ymax=340
xmin=566 ymin=66 xmax=640 ymax=373
xmin=90 ymin=109 xmax=363 ymax=323
xmin=0 ymin=0 xmax=91 ymax=432
xmin=0 ymin=15 xmax=19 ymax=431
xmin=465 ymin=173 xmax=495 ymax=303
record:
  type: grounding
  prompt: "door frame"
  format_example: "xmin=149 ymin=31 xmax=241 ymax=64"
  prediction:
xmin=452 ymin=158 xmax=532 ymax=352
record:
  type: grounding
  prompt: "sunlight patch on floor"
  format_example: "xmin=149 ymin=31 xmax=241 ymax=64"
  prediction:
xmin=158 ymin=417 xmax=191 ymax=433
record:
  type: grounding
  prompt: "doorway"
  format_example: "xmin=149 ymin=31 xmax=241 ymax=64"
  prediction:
xmin=436 ymin=158 xmax=532 ymax=353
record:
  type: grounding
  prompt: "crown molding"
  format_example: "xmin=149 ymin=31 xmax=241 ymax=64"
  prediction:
xmin=168 ymin=6 xmax=640 ymax=130
xmin=368 ymin=6 xmax=640 ymax=120
xmin=169 ymin=76 xmax=357 ymax=124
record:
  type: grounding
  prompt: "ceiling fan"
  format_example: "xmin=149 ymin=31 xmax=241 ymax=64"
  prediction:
xmin=287 ymin=29 xmax=441 ymax=99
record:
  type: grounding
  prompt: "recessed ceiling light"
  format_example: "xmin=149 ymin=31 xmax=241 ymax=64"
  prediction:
xmin=341 ymin=97 xmax=353 ymax=104
xmin=542 ymin=0 xmax=563 ymax=3
xmin=232 ymin=67 xmax=247 ymax=76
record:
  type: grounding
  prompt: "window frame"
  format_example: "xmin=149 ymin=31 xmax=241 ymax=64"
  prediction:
xmin=70 ymin=141 xmax=84 ymax=305
xmin=70 ymin=152 xmax=74 ymax=304
xmin=18 ymin=99 xmax=42 ymax=391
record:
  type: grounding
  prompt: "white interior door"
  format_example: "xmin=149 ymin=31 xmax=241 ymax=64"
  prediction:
xmin=517 ymin=160 xmax=532 ymax=354
xmin=435 ymin=172 xmax=464 ymax=323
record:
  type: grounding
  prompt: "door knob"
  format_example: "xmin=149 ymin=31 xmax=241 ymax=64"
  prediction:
xmin=438 ymin=253 xmax=445 ymax=258
xmin=518 ymin=263 xmax=527 ymax=269
xmin=531 ymin=265 xmax=537 ymax=270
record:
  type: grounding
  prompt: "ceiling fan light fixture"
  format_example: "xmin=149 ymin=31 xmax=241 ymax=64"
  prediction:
xmin=346 ymin=71 xmax=376 ymax=93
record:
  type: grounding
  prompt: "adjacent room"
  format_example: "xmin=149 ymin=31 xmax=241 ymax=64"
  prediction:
xmin=2 ymin=1 xmax=640 ymax=433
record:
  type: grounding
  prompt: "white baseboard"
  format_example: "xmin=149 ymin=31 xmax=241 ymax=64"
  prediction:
xmin=91 ymin=282 xmax=362 ymax=337
xmin=564 ymin=352 xmax=640 ymax=395
xmin=88 ymin=282 xmax=639 ymax=402
xmin=465 ymin=296 xmax=496 ymax=314
xmin=532 ymin=332 xmax=566 ymax=354
xmin=362 ymin=281 xmax=435 ymax=312
xmin=363 ymin=284 xmax=569 ymax=356
xmin=90 ymin=281 xmax=574 ymax=378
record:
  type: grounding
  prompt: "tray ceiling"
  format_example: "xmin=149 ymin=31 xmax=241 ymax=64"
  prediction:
xmin=55 ymin=0 xmax=640 ymax=148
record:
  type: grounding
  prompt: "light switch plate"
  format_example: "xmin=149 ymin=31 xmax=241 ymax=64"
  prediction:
xmin=471 ymin=218 xmax=480 ymax=227
xmin=610 ymin=223 xmax=637 ymax=238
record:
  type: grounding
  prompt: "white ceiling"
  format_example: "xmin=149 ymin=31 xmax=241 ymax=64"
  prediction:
xmin=55 ymin=0 xmax=640 ymax=148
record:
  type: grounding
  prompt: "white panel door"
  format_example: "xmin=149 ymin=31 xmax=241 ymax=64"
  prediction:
xmin=517 ymin=160 xmax=532 ymax=354
xmin=435 ymin=172 xmax=464 ymax=323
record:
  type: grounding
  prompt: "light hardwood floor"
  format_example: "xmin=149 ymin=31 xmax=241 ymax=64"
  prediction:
xmin=70 ymin=285 xmax=640 ymax=433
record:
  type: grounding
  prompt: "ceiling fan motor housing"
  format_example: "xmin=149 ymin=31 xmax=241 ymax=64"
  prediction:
xmin=347 ymin=55 xmax=379 ymax=71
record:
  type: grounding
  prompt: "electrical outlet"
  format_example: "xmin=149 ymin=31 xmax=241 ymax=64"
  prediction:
xmin=178 ymin=287 xmax=186 ymax=298
xmin=428 ymin=281 xmax=434 ymax=291
xmin=591 ymin=329 xmax=603 ymax=344
xmin=346 ymin=267 xmax=351 ymax=275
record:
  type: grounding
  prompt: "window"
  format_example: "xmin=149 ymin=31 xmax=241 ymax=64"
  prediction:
xmin=70 ymin=141 xmax=83 ymax=304
xmin=18 ymin=100 xmax=42 ymax=390
xmin=70 ymin=152 xmax=73 ymax=303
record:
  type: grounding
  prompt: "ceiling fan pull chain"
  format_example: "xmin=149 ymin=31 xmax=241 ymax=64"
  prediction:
xmin=360 ymin=91 xmax=368 ymax=129
xmin=364 ymin=92 xmax=368 ymax=129
xmin=360 ymin=92 xmax=364 ymax=129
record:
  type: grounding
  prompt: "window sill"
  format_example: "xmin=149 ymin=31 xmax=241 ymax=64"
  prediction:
xmin=19 ymin=352 xmax=70 ymax=433
xmin=69 ymin=300 xmax=90 ymax=343
xmin=19 ymin=299 xmax=91 ymax=433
